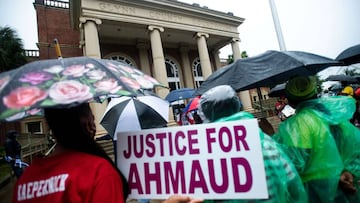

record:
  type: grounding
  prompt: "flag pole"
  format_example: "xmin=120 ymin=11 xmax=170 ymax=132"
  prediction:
xmin=54 ymin=38 xmax=63 ymax=59
xmin=269 ymin=0 xmax=286 ymax=51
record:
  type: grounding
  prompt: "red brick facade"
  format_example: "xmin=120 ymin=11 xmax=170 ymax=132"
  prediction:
xmin=34 ymin=2 xmax=82 ymax=59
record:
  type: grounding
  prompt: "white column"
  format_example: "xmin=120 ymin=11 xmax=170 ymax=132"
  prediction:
xmin=231 ymin=38 xmax=241 ymax=60
xmin=213 ymin=50 xmax=221 ymax=71
xmin=148 ymin=25 xmax=169 ymax=99
xmin=195 ymin=32 xmax=212 ymax=79
xmin=148 ymin=26 xmax=174 ymax=126
xmin=80 ymin=17 xmax=102 ymax=59
xmin=136 ymin=41 xmax=151 ymax=76
xmin=180 ymin=46 xmax=194 ymax=88
xmin=80 ymin=17 xmax=108 ymax=136
xmin=231 ymin=38 xmax=253 ymax=111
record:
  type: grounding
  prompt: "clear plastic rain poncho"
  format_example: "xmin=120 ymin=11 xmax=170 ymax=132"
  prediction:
xmin=273 ymin=96 xmax=360 ymax=202
xmin=199 ymin=85 xmax=307 ymax=203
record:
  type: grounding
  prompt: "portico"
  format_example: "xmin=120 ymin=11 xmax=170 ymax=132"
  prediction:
xmin=70 ymin=0 xmax=253 ymax=135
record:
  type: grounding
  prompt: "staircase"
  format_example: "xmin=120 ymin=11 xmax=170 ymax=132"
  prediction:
xmin=96 ymin=139 xmax=115 ymax=162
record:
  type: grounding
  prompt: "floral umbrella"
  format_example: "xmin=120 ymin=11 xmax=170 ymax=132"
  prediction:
xmin=0 ymin=56 xmax=165 ymax=121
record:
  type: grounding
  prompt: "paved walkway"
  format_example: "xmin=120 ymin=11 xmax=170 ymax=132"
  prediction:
xmin=0 ymin=176 xmax=15 ymax=203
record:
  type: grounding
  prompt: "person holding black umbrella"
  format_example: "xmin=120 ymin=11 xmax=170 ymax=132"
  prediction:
xmin=198 ymin=85 xmax=307 ymax=203
xmin=273 ymin=76 xmax=360 ymax=203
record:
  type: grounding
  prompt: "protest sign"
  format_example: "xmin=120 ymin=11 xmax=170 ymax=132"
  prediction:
xmin=117 ymin=119 xmax=267 ymax=199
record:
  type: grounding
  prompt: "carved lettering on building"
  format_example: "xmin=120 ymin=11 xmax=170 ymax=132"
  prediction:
xmin=97 ymin=2 xmax=230 ymax=31
xmin=99 ymin=3 xmax=136 ymax=15
xmin=149 ymin=11 xmax=182 ymax=23
xmin=192 ymin=18 xmax=227 ymax=30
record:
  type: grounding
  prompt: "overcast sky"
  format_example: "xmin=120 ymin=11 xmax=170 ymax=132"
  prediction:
xmin=1 ymin=0 xmax=359 ymax=79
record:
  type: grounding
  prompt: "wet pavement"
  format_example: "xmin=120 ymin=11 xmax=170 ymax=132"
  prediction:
xmin=0 ymin=176 xmax=15 ymax=203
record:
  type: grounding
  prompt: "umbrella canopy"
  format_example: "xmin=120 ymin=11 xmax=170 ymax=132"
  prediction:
xmin=165 ymin=88 xmax=195 ymax=103
xmin=325 ymin=74 xmax=359 ymax=83
xmin=268 ymin=83 xmax=286 ymax=97
xmin=100 ymin=96 xmax=169 ymax=139
xmin=194 ymin=50 xmax=342 ymax=95
xmin=0 ymin=56 xmax=165 ymax=121
xmin=336 ymin=44 xmax=360 ymax=65
xmin=328 ymin=83 xmax=343 ymax=92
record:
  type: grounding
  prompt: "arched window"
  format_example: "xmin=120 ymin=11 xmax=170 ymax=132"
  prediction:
xmin=192 ymin=57 xmax=204 ymax=88
xmin=104 ymin=53 xmax=136 ymax=67
xmin=165 ymin=57 xmax=181 ymax=91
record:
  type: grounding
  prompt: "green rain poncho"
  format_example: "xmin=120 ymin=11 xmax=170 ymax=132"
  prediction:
xmin=273 ymin=96 xmax=360 ymax=203
xmin=199 ymin=85 xmax=307 ymax=203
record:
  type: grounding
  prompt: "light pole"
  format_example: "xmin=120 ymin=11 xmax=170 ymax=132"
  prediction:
xmin=269 ymin=0 xmax=286 ymax=51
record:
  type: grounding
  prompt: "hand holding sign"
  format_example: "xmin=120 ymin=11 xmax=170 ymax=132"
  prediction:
xmin=164 ymin=195 xmax=204 ymax=203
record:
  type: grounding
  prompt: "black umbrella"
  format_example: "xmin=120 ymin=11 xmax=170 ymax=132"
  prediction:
xmin=165 ymin=88 xmax=195 ymax=103
xmin=325 ymin=74 xmax=359 ymax=83
xmin=195 ymin=50 xmax=342 ymax=95
xmin=328 ymin=83 xmax=342 ymax=92
xmin=100 ymin=96 xmax=169 ymax=138
xmin=336 ymin=44 xmax=360 ymax=65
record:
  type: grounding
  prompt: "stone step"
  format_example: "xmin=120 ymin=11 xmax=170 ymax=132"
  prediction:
xmin=96 ymin=139 xmax=115 ymax=161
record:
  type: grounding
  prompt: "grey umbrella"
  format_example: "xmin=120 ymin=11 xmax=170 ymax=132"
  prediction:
xmin=326 ymin=74 xmax=359 ymax=83
xmin=195 ymin=50 xmax=342 ymax=95
xmin=336 ymin=44 xmax=360 ymax=65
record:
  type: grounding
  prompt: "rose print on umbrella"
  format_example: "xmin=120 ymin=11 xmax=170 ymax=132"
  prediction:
xmin=3 ymin=86 xmax=48 ymax=109
xmin=0 ymin=56 xmax=166 ymax=121
xmin=94 ymin=79 xmax=124 ymax=94
xmin=48 ymin=80 xmax=94 ymax=104
xmin=19 ymin=72 xmax=53 ymax=85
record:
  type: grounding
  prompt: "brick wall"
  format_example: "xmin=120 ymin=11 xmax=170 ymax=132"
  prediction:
xmin=34 ymin=2 xmax=82 ymax=59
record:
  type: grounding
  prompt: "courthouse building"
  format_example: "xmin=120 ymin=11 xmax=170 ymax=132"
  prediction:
xmin=18 ymin=0 xmax=268 ymax=137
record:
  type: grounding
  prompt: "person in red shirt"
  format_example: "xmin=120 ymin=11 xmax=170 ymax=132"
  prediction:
xmin=12 ymin=103 xmax=129 ymax=203
xmin=11 ymin=103 xmax=203 ymax=203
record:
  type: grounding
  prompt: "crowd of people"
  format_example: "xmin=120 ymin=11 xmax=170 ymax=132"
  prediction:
xmin=5 ymin=74 xmax=360 ymax=203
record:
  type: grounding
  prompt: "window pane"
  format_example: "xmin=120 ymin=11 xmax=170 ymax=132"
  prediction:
xmin=27 ymin=121 xmax=42 ymax=133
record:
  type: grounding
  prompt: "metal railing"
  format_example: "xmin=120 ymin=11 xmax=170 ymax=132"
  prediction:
xmin=18 ymin=133 xmax=51 ymax=163
xmin=35 ymin=0 xmax=69 ymax=9
xmin=24 ymin=50 xmax=39 ymax=57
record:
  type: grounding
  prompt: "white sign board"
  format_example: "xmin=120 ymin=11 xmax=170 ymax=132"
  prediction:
xmin=116 ymin=119 xmax=267 ymax=199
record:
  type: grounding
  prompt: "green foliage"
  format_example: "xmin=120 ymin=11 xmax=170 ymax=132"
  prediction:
xmin=0 ymin=26 xmax=27 ymax=72
xmin=227 ymin=54 xmax=234 ymax=64
xmin=241 ymin=51 xmax=248 ymax=58
xmin=227 ymin=51 xmax=248 ymax=65
xmin=344 ymin=67 xmax=360 ymax=76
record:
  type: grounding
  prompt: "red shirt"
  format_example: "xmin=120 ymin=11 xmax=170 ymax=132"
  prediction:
xmin=12 ymin=150 xmax=125 ymax=203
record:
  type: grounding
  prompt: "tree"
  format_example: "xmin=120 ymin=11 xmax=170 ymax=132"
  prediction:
xmin=241 ymin=51 xmax=248 ymax=58
xmin=227 ymin=51 xmax=248 ymax=65
xmin=344 ymin=66 xmax=360 ymax=76
xmin=0 ymin=26 xmax=27 ymax=72
xmin=227 ymin=54 xmax=234 ymax=64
